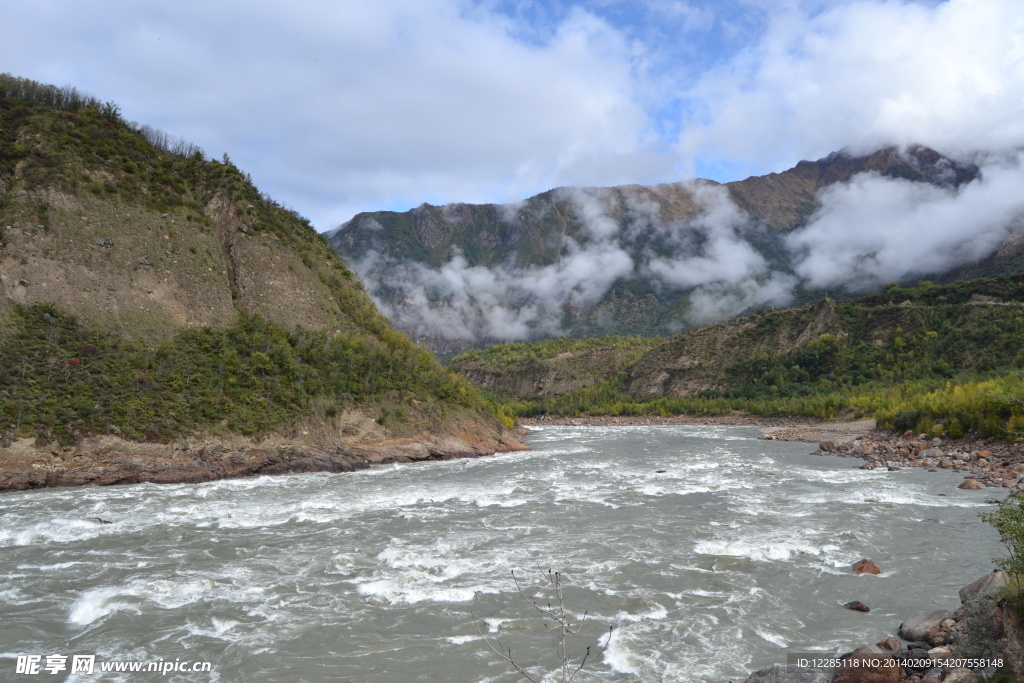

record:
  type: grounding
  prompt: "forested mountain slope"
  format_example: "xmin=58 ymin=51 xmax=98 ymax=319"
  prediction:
xmin=453 ymin=277 xmax=1024 ymax=437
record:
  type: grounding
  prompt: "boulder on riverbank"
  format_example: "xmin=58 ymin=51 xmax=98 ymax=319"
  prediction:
xmin=739 ymin=664 xmax=827 ymax=683
xmin=959 ymin=571 xmax=1008 ymax=604
xmin=876 ymin=636 xmax=902 ymax=651
xmin=898 ymin=609 xmax=953 ymax=642
xmin=831 ymin=645 xmax=901 ymax=683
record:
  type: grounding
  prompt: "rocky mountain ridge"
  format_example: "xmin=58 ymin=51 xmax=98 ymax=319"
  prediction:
xmin=330 ymin=145 xmax=1022 ymax=353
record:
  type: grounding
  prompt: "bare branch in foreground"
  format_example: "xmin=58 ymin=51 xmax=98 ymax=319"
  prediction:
xmin=476 ymin=568 xmax=613 ymax=683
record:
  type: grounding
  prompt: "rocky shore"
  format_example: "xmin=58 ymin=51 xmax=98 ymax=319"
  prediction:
xmin=762 ymin=424 xmax=1024 ymax=492
xmin=0 ymin=427 xmax=527 ymax=493
xmin=738 ymin=569 xmax=1023 ymax=683
xmin=526 ymin=414 xmax=1024 ymax=491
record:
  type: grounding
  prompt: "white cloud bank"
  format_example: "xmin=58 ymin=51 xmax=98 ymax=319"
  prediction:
xmin=5 ymin=1 xmax=1024 ymax=229
xmin=789 ymin=151 xmax=1024 ymax=290
xmin=679 ymin=0 xmax=1024 ymax=176
xmin=356 ymin=181 xmax=800 ymax=340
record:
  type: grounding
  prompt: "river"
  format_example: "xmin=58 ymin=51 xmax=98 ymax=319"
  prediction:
xmin=0 ymin=425 xmax=1005 ymax=681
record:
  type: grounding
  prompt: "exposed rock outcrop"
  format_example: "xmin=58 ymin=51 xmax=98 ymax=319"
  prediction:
xmin=831 ymin=645 xmax=901 ymax=683
xmin=898 ymin=610 xmax=953 ymax=643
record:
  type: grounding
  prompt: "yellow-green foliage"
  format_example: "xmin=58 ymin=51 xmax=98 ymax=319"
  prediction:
xmin=854 ymin=374 xmax=1024 ymax=437
xmin=982 ymin=493 xmax=1024 ymax=603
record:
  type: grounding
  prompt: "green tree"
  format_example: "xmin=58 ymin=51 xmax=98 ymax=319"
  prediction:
xmin=981 ymin=492 xmax=1024 ymax=603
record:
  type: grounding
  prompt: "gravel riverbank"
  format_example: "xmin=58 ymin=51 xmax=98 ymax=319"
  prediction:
xmin=523 ymin=415 xmax=1024 ymax=491
xmin=764 ymin=425 xmax=1024 ymax=492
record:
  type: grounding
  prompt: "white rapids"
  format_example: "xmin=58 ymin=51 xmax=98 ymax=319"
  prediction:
xmin=0 ymin=425 xmax=1004 ymax=681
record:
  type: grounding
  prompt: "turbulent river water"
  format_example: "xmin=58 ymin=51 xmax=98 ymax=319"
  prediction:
xmin=0 ymin=425 xmax=1006 ymax=682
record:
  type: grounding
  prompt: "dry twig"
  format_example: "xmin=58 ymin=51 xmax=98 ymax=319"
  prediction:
xmin=476 ymin=568 xmax=613 ymax=682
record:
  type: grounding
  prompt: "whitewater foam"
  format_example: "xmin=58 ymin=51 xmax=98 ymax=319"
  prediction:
xmin=1 ymin=424 xmax=1004 ymax=683
xmin=69 ymin=586 xmax=141 ymax=626
xmin=355 ymin=579 xmax=479 ymax=604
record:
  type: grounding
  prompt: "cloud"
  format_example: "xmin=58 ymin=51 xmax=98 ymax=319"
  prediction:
xmin=678 ymin=0 xmax=1024 ymax=177
xmin=644 ymin=183 xmax=767 ymax=288
xmin=0 ymin=0 xmax=670 ymax=228
xmin=357 ymin=191 xmax=640 ymax=341
xmin=352 ymin=180 xmax=797 ymax=341
xmin=788 ymin=151 xmax=1024 ymax=290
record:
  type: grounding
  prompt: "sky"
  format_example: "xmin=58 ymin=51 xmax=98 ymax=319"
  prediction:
xmin=2 ymin=0 xmax=1023 ymax=231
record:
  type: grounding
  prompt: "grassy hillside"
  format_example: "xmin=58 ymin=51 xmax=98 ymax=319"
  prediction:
xmin=0 ymin=75 xmax=381 ymax=339
xmin=479 ymin=277 xmax=1024 ymax=438
xmin=0 ymin=74 xmax=512 ymax=446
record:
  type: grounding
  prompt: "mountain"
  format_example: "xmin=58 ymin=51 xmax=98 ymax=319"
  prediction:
xmin=451 ymin=276 xmax=1024 ymax=436
xmin=0 ymin=75 xmax=521 ymax=491
xmin=329 ymin=145 xmax=1024 ymax=354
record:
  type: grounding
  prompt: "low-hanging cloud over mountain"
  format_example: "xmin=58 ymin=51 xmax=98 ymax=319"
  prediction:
xmin=789 ymin=151 xmax=1024 ymax=291
xmin=342 ymin=146 xmax=1024 ymax=345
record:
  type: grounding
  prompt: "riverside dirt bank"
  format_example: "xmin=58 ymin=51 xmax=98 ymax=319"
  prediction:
xmin=0 ymin=429 xmax=527 ymax=493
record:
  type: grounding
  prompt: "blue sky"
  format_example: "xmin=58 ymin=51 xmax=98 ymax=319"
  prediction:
xmin=1 ymin=0 xmax=1019 ymax=230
